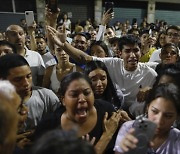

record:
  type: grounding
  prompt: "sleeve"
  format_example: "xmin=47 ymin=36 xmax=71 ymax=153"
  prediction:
xmin=46 ymin=89 xmax=61 ymax=111
xmin=96 ymin=25 xmax=106 ymax=41
xmin=113 ymin=121 xmax=134 ymax=153
xmin=148 ymin=49 xmax=161 ymax=62
xmin=37 ymin=52 xmax=46 ymax=75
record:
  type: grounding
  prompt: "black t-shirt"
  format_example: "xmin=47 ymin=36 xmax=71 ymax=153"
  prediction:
xmin=33 ymin=99 xmax=116 ymax=153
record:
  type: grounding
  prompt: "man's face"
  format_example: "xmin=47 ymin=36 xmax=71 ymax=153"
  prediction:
xmin=104 ymin=28 xmax=115 ymax=41
xmin=73 ymin=35 xmax=88 ymax=52
xmin=6 ymin=65 xmax=32 ymax=99
xmin=121 ymin=44 xmax=141 ymax=71
xmin=166 ymin=29 xmax=180 ymax=45
xmin=0 ymin=45 xmax=13 ymax=57
xmin=36 ymin=38 xmax=47 ymax=55
xmin=89 ymin=30 xmax=97 ymax=41
xmin=6 ymin=25 xmax=25 ymax=50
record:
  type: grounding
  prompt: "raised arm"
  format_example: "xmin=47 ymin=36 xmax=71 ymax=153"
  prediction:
xmin=96 ymin=9 xmax=114 ymax=41
xmin=47 ymin=26 xmax=92 ymax=64
xmin=45 ymin=6 xmax=60 ymax=55
xmin=27 ymin=21 xmax=37 ymax=51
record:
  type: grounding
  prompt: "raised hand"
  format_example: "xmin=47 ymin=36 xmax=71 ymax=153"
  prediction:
xmin=101 ymin=9 xmax=114 ymax=26
xmin=46 ymin=25 xmax=67 ymax=47
xmin=103 ymin=110 xmax=122 ymax=135
xmin=45 ymin=6 xmax=60 ymax=28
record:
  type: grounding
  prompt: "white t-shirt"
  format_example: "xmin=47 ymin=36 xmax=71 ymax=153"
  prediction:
xmin=24 ymin=47 xmax=45 ymax=85
xmin=92 ymin=57 xmax=157 ymax=111
xmin=41 ymin=51 xmax=57 ymax=68
xmin=149 ymin=48 xmax=161 ymax=63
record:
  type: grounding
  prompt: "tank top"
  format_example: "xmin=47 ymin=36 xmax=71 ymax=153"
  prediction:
xmin=50 ymin=64 xmax=77 ymax=92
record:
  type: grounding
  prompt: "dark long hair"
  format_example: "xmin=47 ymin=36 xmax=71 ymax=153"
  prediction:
xmin=84 ymin=61 xmax=122 ymax=109
xmin=144 ymin=83 xmax=180 ymax=115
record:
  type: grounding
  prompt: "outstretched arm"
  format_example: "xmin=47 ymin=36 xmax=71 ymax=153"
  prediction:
xmin=47 ymin=26 xmax=92 ymax=64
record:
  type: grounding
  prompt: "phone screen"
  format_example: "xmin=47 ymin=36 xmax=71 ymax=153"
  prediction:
xmin=105 ymin=2 xmax=114 ymax=13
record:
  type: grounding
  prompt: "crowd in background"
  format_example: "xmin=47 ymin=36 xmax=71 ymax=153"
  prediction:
xmin=0 ymin=5 xmax=180 ymax=154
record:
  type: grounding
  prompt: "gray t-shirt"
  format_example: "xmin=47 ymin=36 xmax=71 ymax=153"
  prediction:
xmin=25 ymin=86 xmax=60 ymax=130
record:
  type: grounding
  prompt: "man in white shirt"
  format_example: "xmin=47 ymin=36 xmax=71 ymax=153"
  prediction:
xmin=36 ymin=34 xmax=57 ymax=68
xmin=47 ymin=26 xmax=157 ymax=117
xmin=6 ymin=25 xmax=45 ymax=86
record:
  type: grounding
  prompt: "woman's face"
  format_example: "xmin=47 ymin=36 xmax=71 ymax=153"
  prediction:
xmin=55 ymin=47 xmax=69 ymax=63
xmin=147 ymin=97 xmax=178 ymax=136
xmin=160 ymin=46 xmax=179 ymax=64
xmin=88 ymin=68 xmax=108 ymax=96
xmin=90 ymin=45 xmax=107 ymax=58
xmin=159 ymin=33 xmax=166 ymax=47
xmin=62 ymin=78 xmax=94 ymax=123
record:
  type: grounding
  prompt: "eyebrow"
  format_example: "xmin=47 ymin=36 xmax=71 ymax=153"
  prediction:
xmin=151 ymin=106 xmax=175 ymax=114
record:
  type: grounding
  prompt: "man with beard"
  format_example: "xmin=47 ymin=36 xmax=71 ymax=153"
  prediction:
xmin=6 ymin=25 xmax=45 ymax=86
xmin=35 ymin=34 xmax=56 ymax=68
xmin=0 ymin=54 xmax=60 ymax=130
xmin=47 ymin=26 xmax=157 ymax=118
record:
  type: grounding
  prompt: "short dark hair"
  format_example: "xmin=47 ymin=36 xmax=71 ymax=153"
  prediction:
xmin=154 ymin=64 xmax=180 ymax=89
xmin=166 ymin=25 xmax=180 ymax=34
xmin=144 ymin=83 xmax=180 ymax=115
xmin=59 ymin=72 xmax=92 ymax=98
xmin=0 ymin=40 xmax=17 ymax=53
xmin=0 ymin=54 xmax=29 ymax=79
xmin=32 ymin=129 xmax=96 ymax=154
xmin=119 ymin=34 xmax=141 ymax=51
xmin=109 ymin=37 xmax=120 ymax=45
xmin=73 ymin=32 xmax=91 ymax=40
xmin=139 ymin=28 xmax=149 ymax=36
xmin=161 ymin=43 xmax=179 ymax=54
xmin=90 ymin=41 xmax=109 ymax=56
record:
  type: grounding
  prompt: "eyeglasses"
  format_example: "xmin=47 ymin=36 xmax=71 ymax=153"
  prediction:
xmin=161 ymin=51 xmax=178 ymax=56
xmin=167 ymin=32 xmax=180 ymax=38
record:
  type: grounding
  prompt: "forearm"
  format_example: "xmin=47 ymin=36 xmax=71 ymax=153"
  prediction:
xmin=96 ymin=25 xmax=106 ymax=41
xmin=62 ymin=42 xmax=92 ymax=63
xmin=28 ymin=31 xmax=37 ymax=51
xmin=95 ymin=132 xmax=113 ymax=154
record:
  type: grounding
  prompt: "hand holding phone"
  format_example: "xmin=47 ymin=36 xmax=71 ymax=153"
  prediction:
xmin=47 ymin=0 xmax=58 ymax=13
xmin=25 ymin=11 xmax=34 ymax=27
xmin=105 ymin=2 xmax=114 ymax=14
xmin=125 ymin=116 xmax=157 ymax=154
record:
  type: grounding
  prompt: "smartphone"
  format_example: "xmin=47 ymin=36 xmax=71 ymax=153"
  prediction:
xmin=125 ymin=116 xmax=157 ymax=154
xmin=105 ymin=2 xmax=114 ymax=13
xmin=25 ymin=11 xmax=34 ymax=27
xmin=47 ymin=0 xmax=58 ymax=13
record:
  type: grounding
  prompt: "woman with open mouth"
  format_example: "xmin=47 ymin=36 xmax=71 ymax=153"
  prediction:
xmin=34 ymin=72 xmax=130 ymax=154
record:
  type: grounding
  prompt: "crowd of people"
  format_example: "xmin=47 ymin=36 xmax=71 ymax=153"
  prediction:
xmin=0 ymin=4 xmax=179 ymax=154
